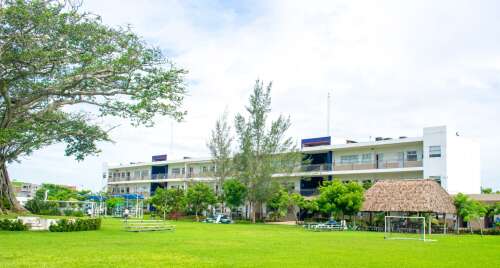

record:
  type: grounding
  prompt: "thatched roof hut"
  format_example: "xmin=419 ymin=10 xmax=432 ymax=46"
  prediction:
xmin=362 ymin=180 xmax=456 ymax=214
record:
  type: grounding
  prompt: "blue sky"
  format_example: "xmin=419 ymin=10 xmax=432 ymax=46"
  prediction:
xmin=9 ymin=0 xmax=500 ymax=191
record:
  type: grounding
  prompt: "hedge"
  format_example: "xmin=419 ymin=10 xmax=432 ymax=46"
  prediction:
xmin=0 ymin=219 xmax=28 ymax=231
xmin=49 ymin=218 xmax=102 ymax=232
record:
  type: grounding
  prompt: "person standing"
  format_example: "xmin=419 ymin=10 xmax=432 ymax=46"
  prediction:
xmin=124 ymin=208 xmax=130 ymax=221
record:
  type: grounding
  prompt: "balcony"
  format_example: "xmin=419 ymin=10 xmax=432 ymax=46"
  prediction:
xmin=300 ymin=188 xmax=319 ymax=196
xmin=333 ymin=160 xmax=423 ymax=171
xmin=299 ymin=164 xmax=332 ymax=172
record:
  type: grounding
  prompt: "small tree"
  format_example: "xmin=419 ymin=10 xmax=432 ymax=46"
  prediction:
xmin=289 ymin=193 xmax=304 ymax=223
xmin=339 ymin=182 xmax=365 ymax=222
xmin=481 ymin=187 xmax=493 ymax=194
xmin=222 ymin=179 xmax=247 ymax=217
xmin=316 ymin=180 xmax=364 ymax=221
xmin=186 ymin=183 xmax=217 ymax=221
xmin=207 ymin=110 xmax=233 ymax=211
xmin=454 ymin=193 xmax=487 ymax=233
xmin=149 ymin=188 xmax=186 ymax=220
xmin=267 ymin=187 xmax=289 ymax=221
xmin=105 ymin=197 xmax=124 ymax=214
xmin=316 ymin=180 xmax=345 ymax=219
xmin=34 ymin=183 xmax=89 ymax=201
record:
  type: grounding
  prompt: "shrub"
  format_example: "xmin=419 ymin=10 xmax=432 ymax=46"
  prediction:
xmin=72 ymin=210 xmax=84 ymax=217
xmin=49 ymin=218 xmax=102 ymax=232
xmin=0 ymin=219 xmax=28 ymax=231
xmin=25 ymin=199 xmax=61 ymax=215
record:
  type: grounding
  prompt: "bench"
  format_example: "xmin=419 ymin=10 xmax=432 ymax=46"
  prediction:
xmin=123 ymin=220 xmax=175 ymax=232
xmin=304 ymin=223 xmax=345 ymax=232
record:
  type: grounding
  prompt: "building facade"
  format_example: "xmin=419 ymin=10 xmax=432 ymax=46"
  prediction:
xmin=12 ymin=181 xmax=40 ymax=205
xmin=105 ymin=125 xmax=481 ymax=200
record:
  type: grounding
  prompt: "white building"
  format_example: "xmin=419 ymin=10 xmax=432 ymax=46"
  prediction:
xmin=105 ymin=125 xmax=481 ymax=200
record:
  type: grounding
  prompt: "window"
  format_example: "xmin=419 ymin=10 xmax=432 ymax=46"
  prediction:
xmin=429 ymin=146 xmax=441 ymax=158
xmin=172 ymin=168 xmax=180 ymax=175
xmin=407 ymin=151 xmax=418 ymax=161
xmin=181 ymin=168 xmax=185 ymax=174
xmin=340 ymin=155 xmax=359 ymax=164
xmin=202 ymin=166 xmax=208 ymax=173
xmin=361 ymin=153 xmax=372 ymax=163
xmin=211 ymin=165 xmax=216 ymax=172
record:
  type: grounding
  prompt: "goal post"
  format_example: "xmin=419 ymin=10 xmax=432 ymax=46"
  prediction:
xmin=384 ymin=216 xmax=428 ymax=241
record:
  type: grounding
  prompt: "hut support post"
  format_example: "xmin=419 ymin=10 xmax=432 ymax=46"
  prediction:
xmin=429 ymin=217 xmax=432 ymax=236
xmin=443 ymin=213 xmax=447 ymax=235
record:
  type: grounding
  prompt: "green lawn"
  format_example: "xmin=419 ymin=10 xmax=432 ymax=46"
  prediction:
xmin=0 ymin=218 xmax=499 ymax=268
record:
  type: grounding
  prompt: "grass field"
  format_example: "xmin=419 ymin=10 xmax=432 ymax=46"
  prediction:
xmin=1 ymin=218 xmax=499 ymax=268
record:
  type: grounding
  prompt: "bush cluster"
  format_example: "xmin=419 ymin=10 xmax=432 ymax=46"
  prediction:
xmin=49 ymin=218 xmax=101 ymax=232
xmin=0 ymin=219 xmax=28 ymax=231
xmin=25 ymin=199 xmax=85 ymax=217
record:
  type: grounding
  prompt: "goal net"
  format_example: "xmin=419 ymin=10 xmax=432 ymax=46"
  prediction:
xmin=384 ymin=216 xmax=427 ymax=241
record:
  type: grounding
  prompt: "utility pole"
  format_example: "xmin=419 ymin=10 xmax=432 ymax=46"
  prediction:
xmin=327 ymin=92 xmax=331 ymax=136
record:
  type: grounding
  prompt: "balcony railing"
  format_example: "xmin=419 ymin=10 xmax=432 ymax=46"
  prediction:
xmin=333 ymin=160 xmax=423 ymax=171
xmin=300 ymin=188 xmax=319 ymax=196
xmin=299 ymin=164 xmax=333 ymax=172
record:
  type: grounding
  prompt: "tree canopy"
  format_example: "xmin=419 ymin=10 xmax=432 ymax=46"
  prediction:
xmin=0 ymin=0 xmax=187 ymax=212
xmin=316 ymin=180 xmax=364 ymax=219
xmin=149 ymin=188 xmax=186 ymax=220
xmin=454 ymin=193 xmax=487 ymax=232
xmin=186 ymin=183 xmax=216 ymax=221
xmin=222 ymin=179 xmax=247 ymax=213
xmin=34 ymin=183 xmax=89 ymax=201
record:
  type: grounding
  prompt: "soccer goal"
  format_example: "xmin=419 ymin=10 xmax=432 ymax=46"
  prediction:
xmin=384 ymin=216 xmax=432 ymax=241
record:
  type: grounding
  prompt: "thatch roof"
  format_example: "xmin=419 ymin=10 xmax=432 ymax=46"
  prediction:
xmin=461 ymin=194 xmax=500 ymax=204
xmin=362 ymin=180 xmax=456 ymax=214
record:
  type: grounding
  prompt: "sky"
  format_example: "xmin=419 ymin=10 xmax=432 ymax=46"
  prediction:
xmin=9 ymin=0 xmax=500 ymax=191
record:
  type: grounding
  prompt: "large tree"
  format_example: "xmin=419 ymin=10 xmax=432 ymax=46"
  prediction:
xmin=233 ymin=80 xmax=302 ymax=223
xmin=0 ymin=1 xmax=187 ymax=213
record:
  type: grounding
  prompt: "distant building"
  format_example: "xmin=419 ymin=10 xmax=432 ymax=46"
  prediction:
xmin=13 ymin=181 xmax=78 ymax=205
xmin=104 ymin=126 xmax=481 ymax=202
xmin=12 ymin=181 xmax=40 ymax=205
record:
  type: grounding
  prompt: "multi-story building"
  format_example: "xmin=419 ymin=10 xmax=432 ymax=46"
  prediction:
xmin=105 ymin=125 xmax=481 ymax=200
xmin=12 ymin=181 xmax=40 ymax=205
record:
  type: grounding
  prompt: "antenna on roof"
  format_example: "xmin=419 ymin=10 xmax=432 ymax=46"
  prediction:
xmin=326 ymin=92 xmax=331 ymax=136
xmin=170 ymin=120 xmax=174 ymax=153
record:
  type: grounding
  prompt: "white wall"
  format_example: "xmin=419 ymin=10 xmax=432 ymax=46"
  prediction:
xmin=423 ymin=126 xmax=448 ymax=183
xmin=423 ymin=126 xmax=481 ymax=194
xmin=446 ymin=134 xmax=481 ymax=194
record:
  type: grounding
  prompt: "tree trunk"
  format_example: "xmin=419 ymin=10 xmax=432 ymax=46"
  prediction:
xmin=195 ymin=211 xmax=199 ymax=222
xmin=0 ymin=162 xmax=25 ymax=213
xmin=251 ymin=202 xmax=256 ymax=223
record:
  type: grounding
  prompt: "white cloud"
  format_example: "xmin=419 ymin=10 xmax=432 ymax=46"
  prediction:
xmin=9 ymin=0 xmax=500 ymax=190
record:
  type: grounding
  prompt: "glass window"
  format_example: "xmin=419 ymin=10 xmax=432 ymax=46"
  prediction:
xmin=361 ymin=153 xmax=372 ymax=163
xmin=340 ymin=155 xmax=359 ymax=164
xmin=429 ymin=146 xmax=441 ymax=158
xmin=202 ymin=166 xmax=208 ymax=173
xmin=407 ymin=151 xmax=418 ymax=161
xmin=172 ymin=168 xmax=180 ymax=175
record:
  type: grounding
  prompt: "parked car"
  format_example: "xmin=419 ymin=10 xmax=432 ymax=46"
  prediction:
xmin=202 ymin=214 xmax=232 ymax=224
